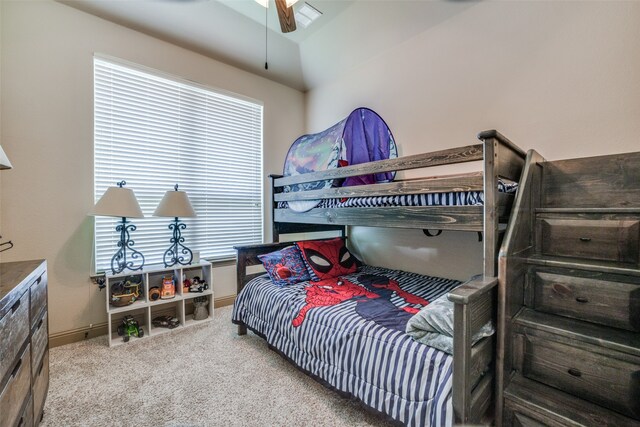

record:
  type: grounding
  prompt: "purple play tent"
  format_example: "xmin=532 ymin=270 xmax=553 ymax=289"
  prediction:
xmin=283 ymin=108 xmax=397 ymax=212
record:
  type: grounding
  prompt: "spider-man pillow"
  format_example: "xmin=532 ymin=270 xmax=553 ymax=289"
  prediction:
xmin=296 ymin=238 xmax=358 ymax=281
xmin=258 ymin=246 xmax=311 ymax=286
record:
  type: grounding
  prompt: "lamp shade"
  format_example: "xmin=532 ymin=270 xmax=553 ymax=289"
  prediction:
xmin=153 ymin=187 xmax=196 ymax=218
xmin=90 ymin=185 xmax=144 ymax=218
xmin=0 ymin=145 xmax=13 ymax=170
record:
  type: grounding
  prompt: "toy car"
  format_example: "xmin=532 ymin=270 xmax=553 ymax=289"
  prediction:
xmin=117 ymin=315 xmax=144 ymax=342
xmin=152 ymin=315 xmax=180 ymax=329
xmin=188 ymin=276 xmax=209 ymax=293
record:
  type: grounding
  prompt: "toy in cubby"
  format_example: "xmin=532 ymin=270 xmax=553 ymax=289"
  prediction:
xmin=183 ymin=274 xmax=209 ymax=293
xmin=193 ymin=296 xmax=209 ymax=320
xmin=110 ymin=275 xmax=144 ymax=307
xmin=160 ymin=275 xmax=176 ymax=299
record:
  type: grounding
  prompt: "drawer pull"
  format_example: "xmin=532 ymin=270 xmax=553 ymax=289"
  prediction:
xmin=575 ymin=297 xmax=589 ymax=303
xmin=35 ymin=276 xmax=42 ymax=285
xmin=37 ymin=359 xmax=45 ymax=376
xmin=18 ymin=417 xmax=25 ymax=427
xmin=568 ymin=368 xmax=582 ymax=377
xmin=579 ymin=237 xmax=592 ymax=242
xmin=11 ymin=299 xmax=21 ymax=313
xmin=36 ymin=317 xmax=44 ymax=329
xmin=11 ymin=359 xmax=22 ymax=378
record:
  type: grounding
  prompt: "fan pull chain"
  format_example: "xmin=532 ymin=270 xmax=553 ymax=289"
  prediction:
xmin=265 ymin=4 xmax=269 ymax=70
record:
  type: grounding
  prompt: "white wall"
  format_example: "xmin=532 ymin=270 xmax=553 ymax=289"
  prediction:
xmin=1 ymin=0 xmax=304 ymax=334
xmin=306 ymin=1 xmax=640 ymax=280
xmin=0 ymin=1 xmax=3 ymax=253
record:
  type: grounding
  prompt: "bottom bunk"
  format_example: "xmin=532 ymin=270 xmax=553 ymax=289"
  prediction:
xmin=233 ymin=241 xmax=497 ymax=426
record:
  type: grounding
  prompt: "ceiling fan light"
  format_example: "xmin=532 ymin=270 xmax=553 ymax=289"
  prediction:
xmin=255 ymin=0 xmax=269 ymax=8
xmin=295 ymin=2 xmax=322 ymax=28
xmin=296 ymin=14 xmax=312 ymax=28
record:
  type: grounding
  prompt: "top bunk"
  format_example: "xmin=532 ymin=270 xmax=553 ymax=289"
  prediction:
xmin=271 ymin=130 xmax=526 ymax=234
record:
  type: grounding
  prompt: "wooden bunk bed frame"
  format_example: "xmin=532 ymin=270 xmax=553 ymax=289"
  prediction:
xmin=235 ymin=130 xmax=526 ymax=425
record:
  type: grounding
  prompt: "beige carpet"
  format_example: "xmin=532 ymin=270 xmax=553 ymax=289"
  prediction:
xmin=42 ymin=305 xmax=393 ymax=427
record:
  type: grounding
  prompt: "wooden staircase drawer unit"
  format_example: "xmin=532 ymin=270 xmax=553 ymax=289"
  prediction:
xmin=31 ymin=310 xmax=48 ymax=378
xmin=33 ymin=350 xmax=49 ymax=425
xmin=528 ymin=269 xmax=640 ymax=332
xmin=30 ymin=271 xmax=47 ymax=328
xmin=0 ymin=343 xmax=31 ymax=427
xmin=0 ymin=291 xmax=29 ymax=386
xmin=537 ymin=217 xmax=640 ymax=264
xmin=517 ymin=334 xmax=640 ymax=420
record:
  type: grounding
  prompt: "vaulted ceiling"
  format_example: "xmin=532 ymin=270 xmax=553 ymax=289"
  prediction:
xmin=60 ymin=0 xmax=477 ymax=92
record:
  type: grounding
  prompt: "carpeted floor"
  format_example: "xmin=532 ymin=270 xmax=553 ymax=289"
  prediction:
xmin=42 ymin=305 xmax=393 ymax=427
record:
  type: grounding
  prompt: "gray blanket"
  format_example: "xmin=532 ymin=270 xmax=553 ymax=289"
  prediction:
xmin=405 ymin=293 xmax=494 ymax=354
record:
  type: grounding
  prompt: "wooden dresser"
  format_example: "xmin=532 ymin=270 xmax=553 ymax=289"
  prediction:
xmin=0 ymin=260 xmax=48 ymax=427
xmin=498 ymin=152 xmax=640 ymax=426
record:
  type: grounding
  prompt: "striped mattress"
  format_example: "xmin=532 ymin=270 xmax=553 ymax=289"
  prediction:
xmin=277 ymin=179 xmax=518 ymax=210
xmin=232 ymin=265 xmax=462 ymax=426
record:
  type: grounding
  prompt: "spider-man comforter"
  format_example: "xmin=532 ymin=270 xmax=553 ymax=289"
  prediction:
xmin=232 ymin=265 xmax=461 ymax=426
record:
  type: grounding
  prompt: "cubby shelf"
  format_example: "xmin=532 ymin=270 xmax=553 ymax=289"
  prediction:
xmin=105 ymin=261 xmax=214 ymax=347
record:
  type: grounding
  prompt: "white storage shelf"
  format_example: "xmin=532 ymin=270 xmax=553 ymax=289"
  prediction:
xmin=105 ymin=261 xmax=214 ymax=347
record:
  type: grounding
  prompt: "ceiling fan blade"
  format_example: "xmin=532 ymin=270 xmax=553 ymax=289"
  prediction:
xmin=275 ymin=0 xmax=297 ymax=33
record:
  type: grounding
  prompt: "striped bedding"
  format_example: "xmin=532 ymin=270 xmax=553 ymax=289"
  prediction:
xmin=277 ymin=179 xmax=518 ymax=210
xmin=232 ymin=265 xmax=463 ymax=426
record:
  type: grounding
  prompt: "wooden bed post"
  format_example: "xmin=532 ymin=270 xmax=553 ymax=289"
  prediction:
xmin=236 ymin=248 xmax=248 ymax=335
xmin=451 ymin=131 xmax=527 ymax=424
xmin=453 ymin=301 xmax=473 ymax=421
xmin=270 ymin=174 xmax=283 ymax=243
xmin=450 ymin=133 xmax=500 ymax=425
xmin=235 ymin=241 xmax=297 ymax=336
xmin=482 ymin=136 xmax=498 ymax=278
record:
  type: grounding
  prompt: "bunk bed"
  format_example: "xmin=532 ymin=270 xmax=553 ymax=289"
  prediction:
xmin=233 ymin=130 xmax=527 ymax=426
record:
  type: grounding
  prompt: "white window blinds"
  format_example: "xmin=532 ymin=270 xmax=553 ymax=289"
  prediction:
xmin=94 ymin=56 xmax=263 ymax=272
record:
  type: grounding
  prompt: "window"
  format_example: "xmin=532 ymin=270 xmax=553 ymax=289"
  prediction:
xmin=94 ymin=56 xmax=263 ymax=272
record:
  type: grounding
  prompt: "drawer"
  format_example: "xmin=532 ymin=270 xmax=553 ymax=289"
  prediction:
xmin=0 ymin=344 xmax=31 ymax=427
xmin=31 ymin=310 xmax=48 ymax=378
xmin=30 ymin=271 xmax=47 ymax=328
xmin=16 ymin=395 xmax=33 ymax=427
xmin=33 ymin=350 xmax=49 ymax=426
xmin=520 ymin=334 xmax=640 ymax=420
xmin=505 ymin=374 xmax=640 ymax=427
xmin=0 ymin=291 xmax=30 ymax=386
xmin=503 ymin=405 xmax=548 ymax=427
xmin=529 ymin=269 xmax=640 ymax=331
xmin=538 ymin=218 xmax=640 ymax=263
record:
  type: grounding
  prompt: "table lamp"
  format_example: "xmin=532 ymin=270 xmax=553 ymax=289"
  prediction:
xmin=0 ymin=145 xmax=13 ymax=170
xmin=0 ymin=145 xmax=13 ymax=252
xmin=153 ymin=184 xmax=197 ymax=267
xmin=90 ymin=180 xmax=145 ymax=274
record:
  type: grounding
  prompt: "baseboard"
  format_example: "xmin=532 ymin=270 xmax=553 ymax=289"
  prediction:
xmin=50 ymin=294 xmax=237 ymax=348
xmin=50 ymin=323 xmax=110 ymax=348
xmin=214 ymin=295 xmax=236 ymax=308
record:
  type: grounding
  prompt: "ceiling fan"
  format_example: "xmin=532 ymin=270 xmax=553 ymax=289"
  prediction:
xmin=275 ymin=0 xmax=297 ymax=33
xmin=255 ymin=0 xmax=298 ymax=33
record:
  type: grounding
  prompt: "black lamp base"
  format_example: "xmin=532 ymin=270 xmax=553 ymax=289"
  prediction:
xmin=111 ymin=217 xmax=145 ymax=275
xmin=163 ymin=217 xmax=193 ymax=268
